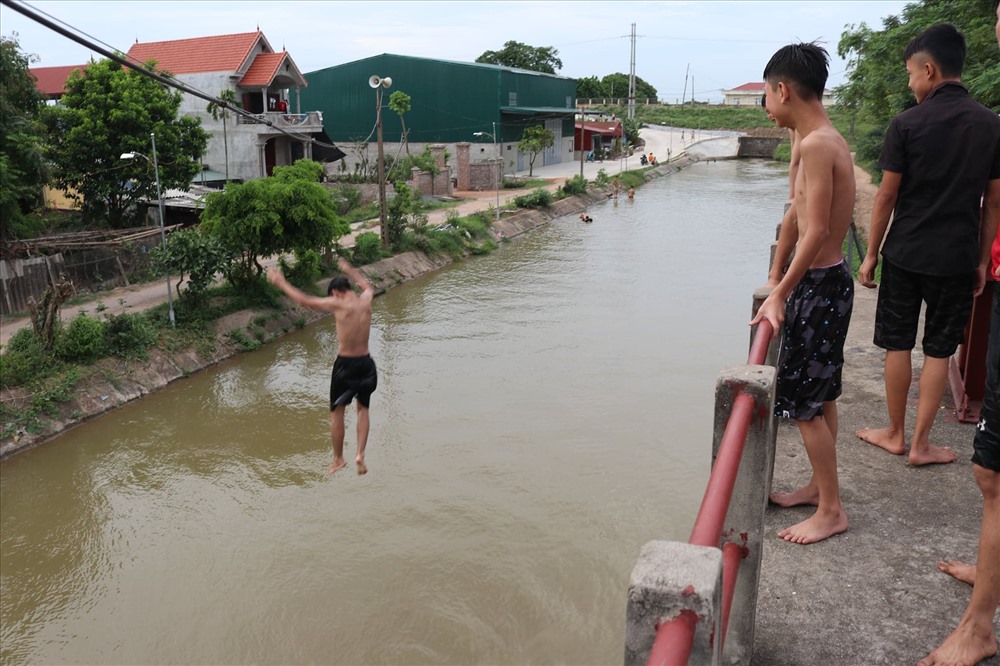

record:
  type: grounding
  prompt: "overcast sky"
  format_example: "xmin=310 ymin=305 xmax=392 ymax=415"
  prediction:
xmin=2 ymin=1 xmax=912 ymax=103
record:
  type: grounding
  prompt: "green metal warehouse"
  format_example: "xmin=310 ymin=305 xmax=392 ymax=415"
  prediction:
xmin=301 ymin=53 xmax=578 ymax=173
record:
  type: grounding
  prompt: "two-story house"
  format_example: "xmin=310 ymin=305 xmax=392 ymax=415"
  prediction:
xmin=125 ymin=31 xmax=325 ymax=181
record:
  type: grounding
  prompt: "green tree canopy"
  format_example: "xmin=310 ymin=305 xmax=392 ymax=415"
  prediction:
xmin=44 ymin=57 xmax=208 ymax=228
xmin=576 ymin=76 xmax=606 ymax=99
xmin=200 ymin=159 xmax=348 ymax=286
xmin=0 ymin=33 xmax=49 ymax=239
xmin=475 ymin=41 xmax=562 ymax=74
xmin=601 ymin=73 xmax=658 ymax=101
xmin=517 ymin=124 xmax=555 ymax=177
xmin=837 ymin=0 xmax=999 ymax=173
xmin=388 ymin=90 xmax=412 ymax=157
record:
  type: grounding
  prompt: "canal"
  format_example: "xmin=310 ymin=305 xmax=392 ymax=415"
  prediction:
xmin=1 ymin=159 xmax=787 ymax=664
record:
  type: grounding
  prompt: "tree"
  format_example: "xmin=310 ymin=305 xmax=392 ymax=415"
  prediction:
xmin=44 ymin=58 xmax=208 ymax=228
xmin=837 ymin=0 xmax=999 ymax=176
xmin=206 ymin=88 xmax=237 ymax=183
xmin=475 ymin=41 xmax=562 ymax=74
xmin=150 ymin=226 xmax=227 ymax=303
xmin=517 ymin=124 xmax=554 ymax=177
xmin=388 ymin=90 xmax=412 ymax=158
xmin=0 ymin=34 xmax=49 ymax=240
xmin=576 ymin=76 xmax=607 ymax=100
xmin=601 ymin=73 xmax=658 ymax=102
xmin=200 ymin=159 xmax=348 ymax=286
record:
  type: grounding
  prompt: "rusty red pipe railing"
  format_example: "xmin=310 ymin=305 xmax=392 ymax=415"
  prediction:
xmin=646 ymin=319 xmax=775 ymax=666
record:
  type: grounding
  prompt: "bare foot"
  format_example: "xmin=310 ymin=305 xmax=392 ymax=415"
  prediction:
xmin=769 ymin=485 xmax=819 ymax=508
xmin=356 ymin=456 xmax=367 ymax=475
xmin=909 ymin=444 xmax=957 ymax=466
xmin=856 ymin=427 xmax=906 ymax=455
xmin=938 ymin=560 xmax=976 ymax=586
xmin=777 ymin=510 xmax=848 ymax=545
xmin=918 ymin=623 xmax=998 ymax=666
xmin=326 ymin=458 xmax=348 ymax=476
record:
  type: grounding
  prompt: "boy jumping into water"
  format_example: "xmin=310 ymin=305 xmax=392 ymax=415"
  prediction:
xmin=268 ymin=258 xmax=378 ymax=476
xmin=750 ymin=43 xmax=857 ymax=545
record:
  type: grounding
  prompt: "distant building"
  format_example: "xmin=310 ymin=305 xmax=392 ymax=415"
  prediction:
xmin=29 ymin=64 xmax=88 ymax=102
xmin=722 ymin=82 xmax=835 ymax=107
xmin=301 ymin=54 xmax=578 ymax=174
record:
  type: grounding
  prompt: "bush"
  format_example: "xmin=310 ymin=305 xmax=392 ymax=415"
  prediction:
xmin=0 ymin=328 xmax=55 ymax=388
xmin=104 ymin=312 xmax=158 ymax=359
xmin=330 ymin=183 xmax=363 ymax=215
xmin=56 ymin=314 xmax=106 ymax=362
xmin=512 ymin=188 xmax=553 ymax=209
xmin=280 ymin=249 xmax=323 ymax=289
xmin=562 ymin=175 xmax=588 ymax=196
xmin=352 ymin=232 xmax=384 ymax=265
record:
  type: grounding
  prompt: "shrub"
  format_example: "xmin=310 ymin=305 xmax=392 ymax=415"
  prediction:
xmin=352 ymin=232 xmax=384 ymax=265
xmin=56 ymin=314 xmax=106 ymax=362
xmin=280 ymin=249 xmax=322 ymax=289
xmin=512 ymin=188 xmax=553 ymax=209
xmin=562 ymin=175 xmax=588 ymax=196
xmin=0 ymin=329 xmax=54 ymax=388
xmin=594 ymin=169 xmax=611 ymax=187
xmin=104 ymin=312 xmax=158 ymax=359
xmin=330 ymin=183 xmax=363 ymax=215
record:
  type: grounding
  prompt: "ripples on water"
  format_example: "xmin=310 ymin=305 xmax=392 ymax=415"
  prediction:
xmin=1 ymin=159 xmax=787 ymax=664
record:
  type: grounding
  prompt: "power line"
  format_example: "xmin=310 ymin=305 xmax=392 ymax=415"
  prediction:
xmin=1 ymin=0 xmax=344 ymax=151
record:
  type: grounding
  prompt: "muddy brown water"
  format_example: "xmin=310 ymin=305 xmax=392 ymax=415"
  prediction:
xmin=1 ymin=160 xmax=788 ymax=664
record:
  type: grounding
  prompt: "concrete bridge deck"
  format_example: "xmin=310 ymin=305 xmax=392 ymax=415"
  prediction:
xmin=752 ymin=284 xmax=1000 ymax=666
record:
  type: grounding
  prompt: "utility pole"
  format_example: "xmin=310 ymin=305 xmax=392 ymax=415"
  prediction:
xmin=627 ymin=22 xmax=637 ymax=120
xmin=681 ymin=63 xmax=690 ymax=105
xmin=579 ymin=106 xmax=585 ymax=178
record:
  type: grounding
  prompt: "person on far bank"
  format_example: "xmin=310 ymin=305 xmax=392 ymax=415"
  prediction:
xmin=750 ymin=42 xmax=856 ymax=545
xmin=856 ymin=23 xmax=1000 ymax=466
xmin=919 ymin=8 xmax=1000 ymax=666
xmin=267 ymin=258 xmax=378 ymax=476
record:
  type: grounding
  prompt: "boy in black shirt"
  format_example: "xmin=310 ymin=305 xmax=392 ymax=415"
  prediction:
xmin=857 ymin=23 xmax=1000 ymax=466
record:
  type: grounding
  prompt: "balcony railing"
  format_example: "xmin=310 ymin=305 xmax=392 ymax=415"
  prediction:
xmin=236 ymin=111 xmax=323 ymax=128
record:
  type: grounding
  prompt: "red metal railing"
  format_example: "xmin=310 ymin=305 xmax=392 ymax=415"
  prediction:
xmin=647 ymin=319 xmax=775 ymax=665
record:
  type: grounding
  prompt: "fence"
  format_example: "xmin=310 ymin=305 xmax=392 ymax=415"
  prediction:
xmin=624 ymin=249 xmax=783 ymax=664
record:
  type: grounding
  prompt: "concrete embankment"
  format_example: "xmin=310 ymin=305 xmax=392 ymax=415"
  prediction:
xmin=0 ymin=188 xmax=614 ymax=460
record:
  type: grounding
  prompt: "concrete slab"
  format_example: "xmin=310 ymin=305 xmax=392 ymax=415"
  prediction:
xmin=752 ymin=285 xmax=1000 ymax=665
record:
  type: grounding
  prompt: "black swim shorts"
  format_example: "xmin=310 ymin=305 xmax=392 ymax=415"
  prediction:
xmin=774 ymin=260 xmax=854 ymax=421
xmin=973 ymin=288 xmax=1000 ymax=473
xmin=873 ymin=259 xmax=975 ymax=359
xmin=330 ymin=354 xmax=378 ymax=409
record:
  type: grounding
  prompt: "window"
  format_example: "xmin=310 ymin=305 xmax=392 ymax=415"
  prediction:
xmin=508 ymin=92 xmax=517 ymax=106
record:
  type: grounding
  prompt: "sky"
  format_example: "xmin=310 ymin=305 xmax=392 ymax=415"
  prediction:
xmin=1 ymin=1 xmax=913 ymax=103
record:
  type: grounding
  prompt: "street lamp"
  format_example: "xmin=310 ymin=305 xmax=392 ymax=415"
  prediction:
xmin=369 ymin=74 xmax=392 ymax=249
xmin=473 ymin=122 xmax=500 ymax=224
xmin=120 ymin=132 xmax=175 ymax=327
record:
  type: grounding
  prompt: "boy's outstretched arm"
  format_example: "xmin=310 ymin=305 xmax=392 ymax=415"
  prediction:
xmin=337 ymin=258 xmax=373 ymax=297
xmin=267 ymin=267 xmax=332 ymax=312
xmin=978 ymin=178 xmax=1000 ymax=289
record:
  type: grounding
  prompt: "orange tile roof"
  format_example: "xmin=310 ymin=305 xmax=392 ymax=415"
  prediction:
xmin=125 ymin=31 xmax=264 ymax=74
xmin=30 ymin=64 xmax=88 ymax=97
xmin=238 ymin=52 xmax=286 ymax=87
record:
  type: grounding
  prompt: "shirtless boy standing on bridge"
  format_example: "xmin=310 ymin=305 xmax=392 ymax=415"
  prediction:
xmin=268 ymin=258 xmax=378 ymax=476
xmin=751 ymin=43 xmax=857 ymax=545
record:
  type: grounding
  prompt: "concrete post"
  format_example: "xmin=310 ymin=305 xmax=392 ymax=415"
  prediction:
xmin=710 ymin=365 xmax=777 ymax=664
xmin=625 ymin=541 xmax=723 ymax=666
xmin=455 ymin=142 xmax=471 ymax=191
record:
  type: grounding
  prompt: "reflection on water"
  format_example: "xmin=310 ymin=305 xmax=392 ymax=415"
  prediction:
xmin=1 ymin=160 xmax=787 ymax=664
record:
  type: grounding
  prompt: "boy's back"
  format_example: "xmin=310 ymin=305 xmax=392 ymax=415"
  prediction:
xmin=793 ymin=125 xmax=856 ymax=268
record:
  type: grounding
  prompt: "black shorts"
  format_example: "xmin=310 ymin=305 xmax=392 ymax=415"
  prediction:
xmin=775 ymin=260 xmax=854 ymax=421
xmin=973 ymin=287 xmax=1000 ymax=472
xmin=874 ymin=259 xmax=975 ymax=358
xmin=330 ymin=354 xmax=378 ymax=409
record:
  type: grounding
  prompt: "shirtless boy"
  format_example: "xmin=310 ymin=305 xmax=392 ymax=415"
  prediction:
xmin=268 ymin=258 xmax=378 ymax=475
xmin=750 ymin=43 xmax=857 ymax=545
